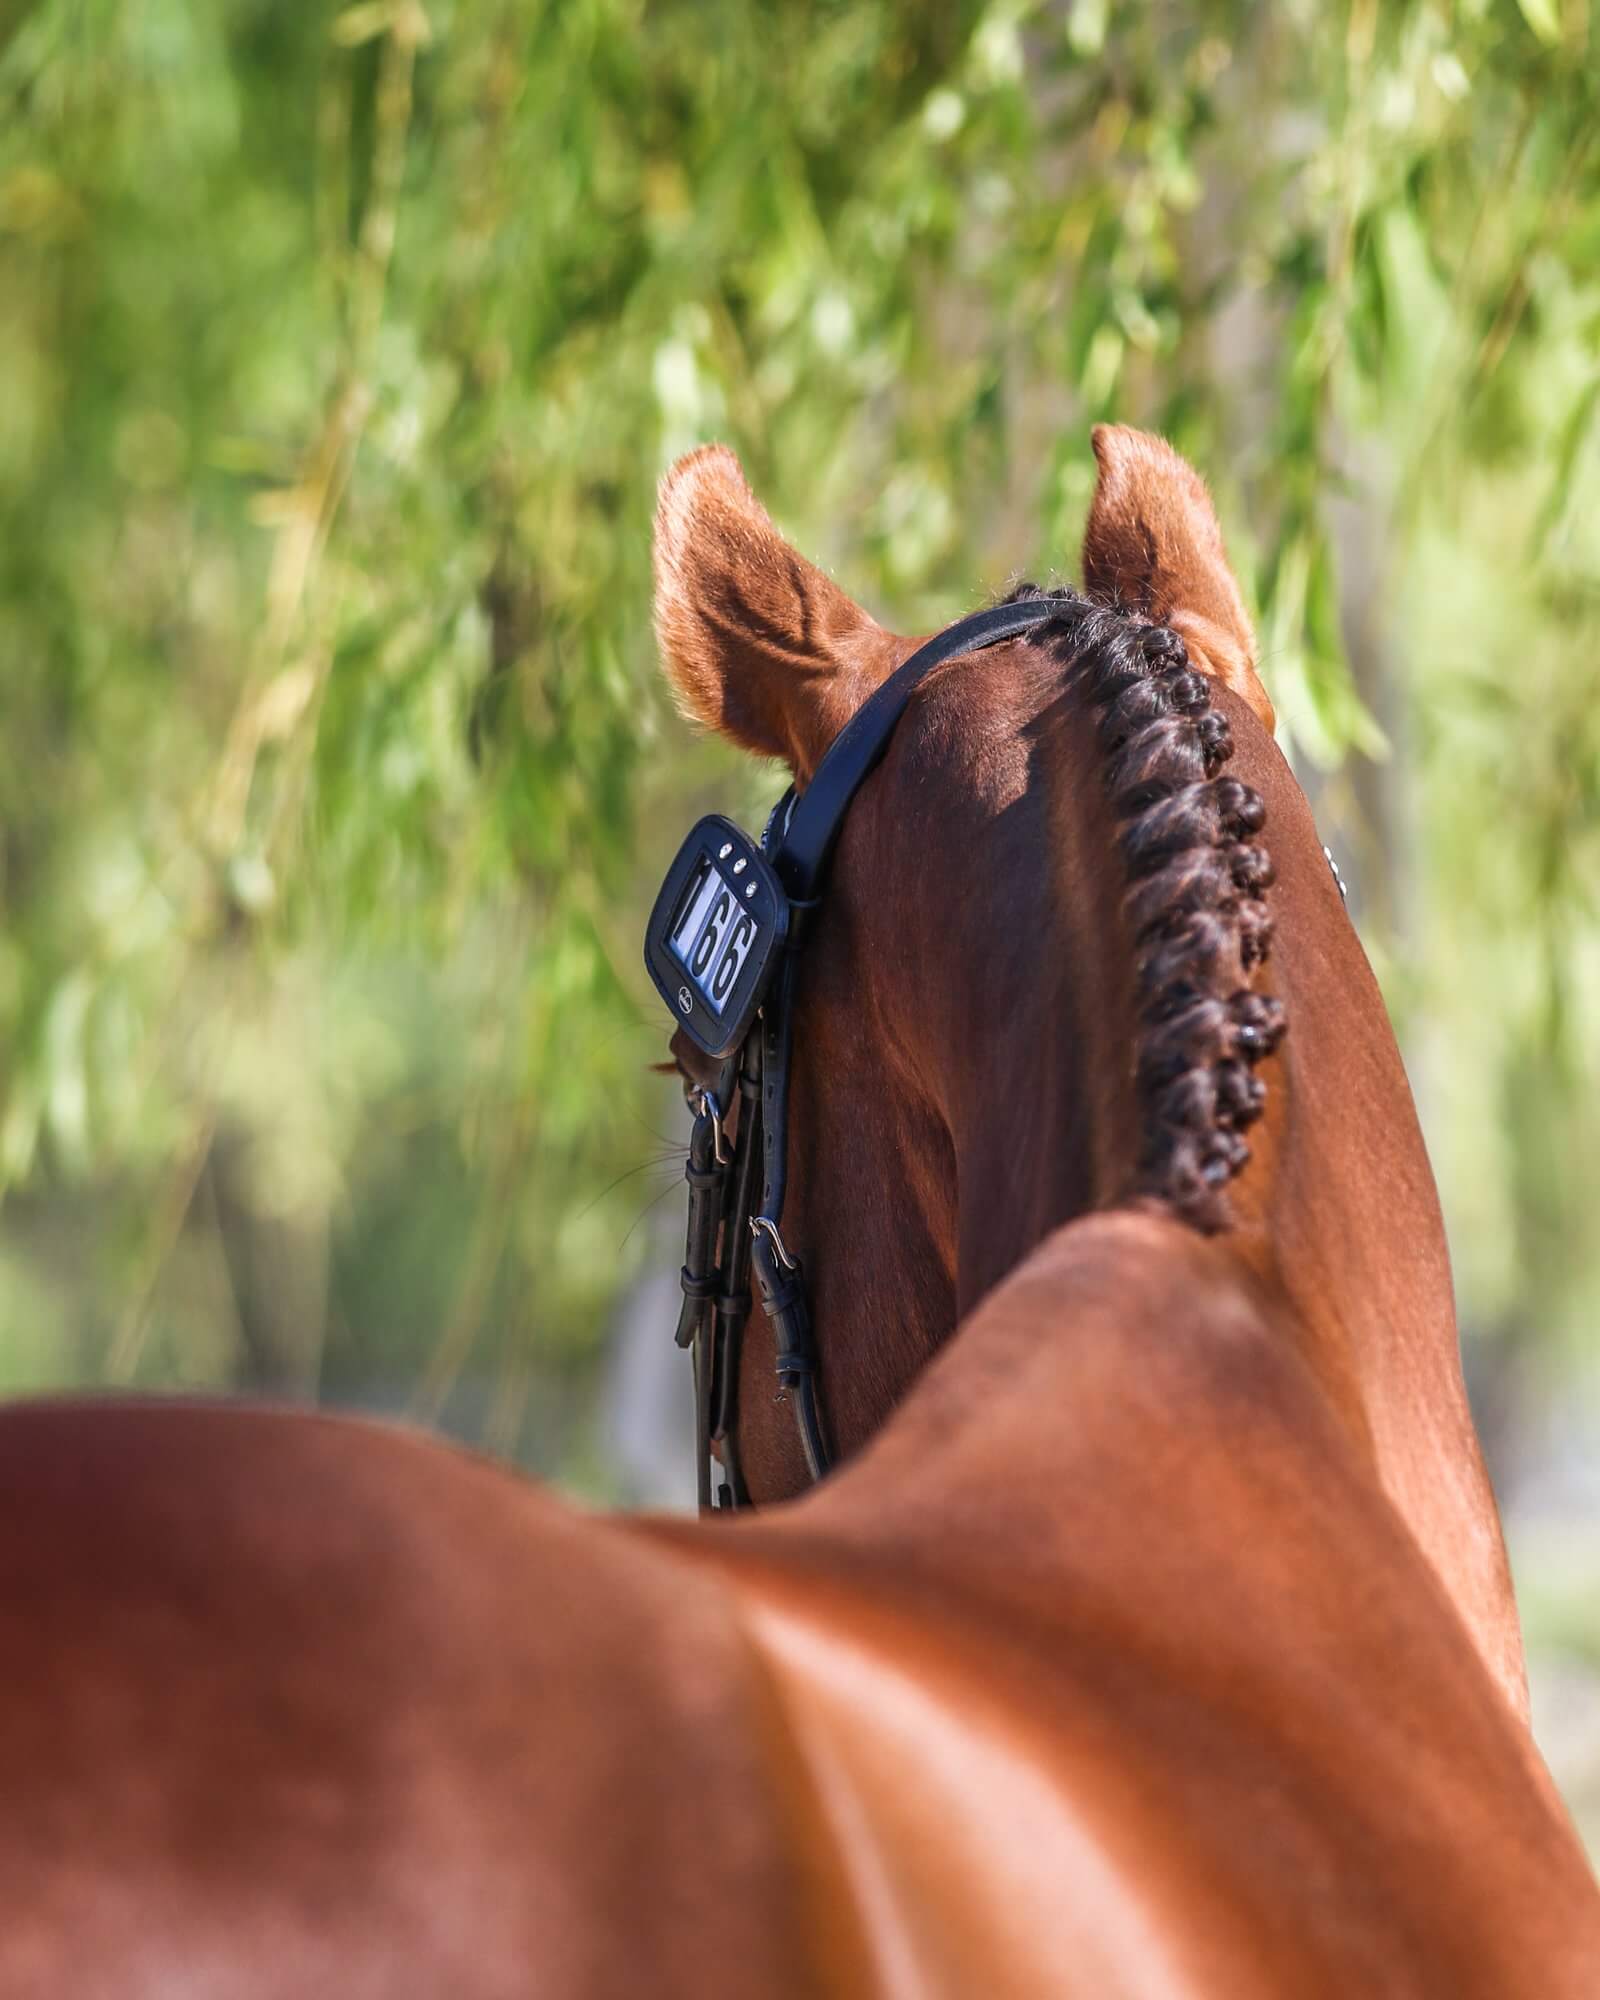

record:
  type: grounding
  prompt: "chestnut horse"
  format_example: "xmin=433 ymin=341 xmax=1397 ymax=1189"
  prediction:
xmin=0 ymin=430 xmax=1595 ymax=1996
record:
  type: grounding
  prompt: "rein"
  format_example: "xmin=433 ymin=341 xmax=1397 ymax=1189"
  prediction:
xmin=649 ymin=599 xmax=1060 ymax=1510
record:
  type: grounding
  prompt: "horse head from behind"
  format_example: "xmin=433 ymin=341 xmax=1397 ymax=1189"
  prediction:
xmin=651 ymin=426 xmax=1525 ymax=1719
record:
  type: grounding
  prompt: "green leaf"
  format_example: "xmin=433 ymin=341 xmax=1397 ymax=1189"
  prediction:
xmin=1514 ymin=0 xmax=1563 ymax=43
xmin=331 ymin=3 xmax=394 ymax=48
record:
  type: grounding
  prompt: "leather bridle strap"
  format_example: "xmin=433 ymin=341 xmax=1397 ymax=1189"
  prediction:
xmin=750 ymin=946 xmax=825 ymax=1478
xmin=769 ymin=598 xmax=1061 ymax=902
xmin=707 ymin=1037 xmax=762 ymax=1508
xmin=675 ymin=1098 xmax=726 ymax=1512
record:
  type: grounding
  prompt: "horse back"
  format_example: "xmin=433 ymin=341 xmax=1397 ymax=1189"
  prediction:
xmin=642 ymin=1213 xmax=1600 ymax=1998
xmin=0 ymin=1401 xmax=820 ymax=2000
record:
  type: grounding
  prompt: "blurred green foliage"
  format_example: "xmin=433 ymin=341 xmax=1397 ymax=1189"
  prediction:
xmin=0 ymin=0 xmax=1596 ymax=1489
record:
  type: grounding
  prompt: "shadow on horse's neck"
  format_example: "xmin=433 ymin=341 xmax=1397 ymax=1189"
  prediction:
xmin=787 ymin=650 xmax=1183 ymax=1458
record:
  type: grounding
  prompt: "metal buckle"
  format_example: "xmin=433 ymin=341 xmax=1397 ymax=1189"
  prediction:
xmin=750 ymin=1214 xmax=798 ymax=1273
xmin=691 ymin=1088 xmax=732 ymax=1167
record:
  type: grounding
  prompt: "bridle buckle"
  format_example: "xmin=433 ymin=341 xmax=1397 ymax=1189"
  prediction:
xmin=690 ymin=1087 xmax=731 ymax=1167
xmin=749 ymin=1214 xmax=798 ymax=1273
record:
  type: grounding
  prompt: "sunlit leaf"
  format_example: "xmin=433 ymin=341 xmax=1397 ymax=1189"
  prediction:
xmin=1513 ymin=0 xmax=1563 ymax=44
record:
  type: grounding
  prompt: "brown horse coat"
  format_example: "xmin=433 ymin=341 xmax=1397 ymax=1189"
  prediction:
xmin=1 ymin=1224 xmax=1592 ymax=1996
xmin=0 ymin=431 xmax=1593 ymax=1995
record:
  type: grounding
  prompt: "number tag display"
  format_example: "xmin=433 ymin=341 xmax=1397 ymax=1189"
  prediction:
xmin=644 ymin=816 xmax=788 ymax=1058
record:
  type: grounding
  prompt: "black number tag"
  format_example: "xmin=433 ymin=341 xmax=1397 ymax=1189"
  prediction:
xmin=644 ymin=817 xmax=788 ymax=1058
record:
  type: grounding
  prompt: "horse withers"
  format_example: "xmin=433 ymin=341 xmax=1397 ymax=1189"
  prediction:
xmin=0 ymin=428 xmax=1593 ymax=1996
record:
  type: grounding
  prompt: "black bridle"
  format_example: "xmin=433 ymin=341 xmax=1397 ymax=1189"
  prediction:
xmin=666 ymin=599 xmax=1059 ymax=1511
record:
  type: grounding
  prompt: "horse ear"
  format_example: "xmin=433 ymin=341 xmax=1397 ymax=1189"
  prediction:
xmin=1081 ymin=426 xmax=1274 ymax=732
xmin=653 ymin=445 xmax=906 ymax=779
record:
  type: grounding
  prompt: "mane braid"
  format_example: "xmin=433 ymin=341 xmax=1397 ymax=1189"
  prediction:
xmin=1008 ymin=585 xmax=1285 ymax=1233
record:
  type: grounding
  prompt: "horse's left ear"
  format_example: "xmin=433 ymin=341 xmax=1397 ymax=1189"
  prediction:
xmin=1081 ymin=426 xmax=1274 ymax=732
xmin=653 ymin=444 xmax=907 ymax=780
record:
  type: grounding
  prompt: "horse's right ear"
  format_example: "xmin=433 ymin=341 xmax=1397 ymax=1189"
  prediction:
xmin=1081 ymin=426 xmax=1275 ymax=732
xmin=653 ymin=446 xmax=906 ymax=781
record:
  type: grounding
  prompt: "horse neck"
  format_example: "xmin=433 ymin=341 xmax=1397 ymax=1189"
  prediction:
xmin=889 ymin=681 xmax=1525 ymax=1711
xmin=1217 ymin=713 xmax=1525 ymax=1708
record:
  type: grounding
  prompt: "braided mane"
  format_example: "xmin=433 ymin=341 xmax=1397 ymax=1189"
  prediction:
xmin=1010 ymin=587 xmax=1285 ymax=1233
